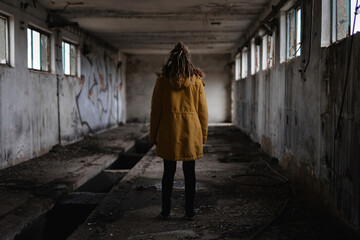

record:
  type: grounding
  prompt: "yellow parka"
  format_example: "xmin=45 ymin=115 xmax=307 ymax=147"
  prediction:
xmin=150 ymin=73 xmax=208 ymax=161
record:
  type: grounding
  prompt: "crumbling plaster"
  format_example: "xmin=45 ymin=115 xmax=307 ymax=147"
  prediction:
xmin=232 ymin=0 xmax=360 ymax=231
xmin=0 ymin=1 xmax=58 ymax=169
xmin=0 ymin=0 xmax=124 ymax=168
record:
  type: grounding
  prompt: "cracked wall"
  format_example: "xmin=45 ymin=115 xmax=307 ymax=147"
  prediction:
xmin=232 ymin=0 xmax=360 ymax=231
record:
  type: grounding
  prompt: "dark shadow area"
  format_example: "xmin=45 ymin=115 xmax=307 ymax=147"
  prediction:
xmin=13 ymin=135 xmax=154 ymax=240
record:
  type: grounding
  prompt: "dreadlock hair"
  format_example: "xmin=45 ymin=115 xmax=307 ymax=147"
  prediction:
xmin=161 ymin=42 xmax=203 ymax=82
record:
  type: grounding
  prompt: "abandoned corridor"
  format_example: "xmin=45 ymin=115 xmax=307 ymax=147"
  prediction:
xmin=0 ymin=0 xmax=360 ymax=239
xmin=0 ymin=125 xmax=357 ymax=240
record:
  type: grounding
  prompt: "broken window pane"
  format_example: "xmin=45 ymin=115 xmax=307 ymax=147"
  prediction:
xmin=287 ymin=9 xmax=295 ymax=58
xmin=287 ymin=6 xmax=301 ymax=59
xmin=337 ymin=0 xmax=350 ymax=40
xmin=0 ymin=16 xmax=8 ymax=64
xmin=41 ymin=33 xmax=49 ymax=71
xmin=70 ymin=44 xmax=77 ymax=76
xmin=267 ymin=32 xmax=275 ymax=68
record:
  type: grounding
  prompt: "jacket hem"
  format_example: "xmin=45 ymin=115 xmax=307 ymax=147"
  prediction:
xmin=157 ymin=153 xmax=203 ymax=161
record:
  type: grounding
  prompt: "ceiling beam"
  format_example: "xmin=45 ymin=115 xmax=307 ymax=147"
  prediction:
xmin=56 ymin=10 xmax=262 ymax=21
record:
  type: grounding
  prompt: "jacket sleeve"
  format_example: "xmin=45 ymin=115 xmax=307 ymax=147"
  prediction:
xmin=198 ymin=82 xmax=208 ymax=144
xmin=150 ymin=77 xmax=162 ymax=143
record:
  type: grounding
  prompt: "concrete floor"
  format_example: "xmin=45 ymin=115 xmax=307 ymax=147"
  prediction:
xmin=65 ymin=125 xmax=359 ymax=240
xmin=0 ymin=124 xmax=149 ymax=240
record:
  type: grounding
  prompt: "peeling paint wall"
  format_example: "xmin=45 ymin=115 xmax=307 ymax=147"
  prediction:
xmin=126 ymin=53 xmax=231 ymax=123
xmin=233 ymin=0 xmax=360 ymax=231
xmin=0 ymin=1 xmax=124 ymax=168
xmin=320 ymin=35 xmax=360 ymax=231
xmin=0 ymin=1 xmax=58 ymax=169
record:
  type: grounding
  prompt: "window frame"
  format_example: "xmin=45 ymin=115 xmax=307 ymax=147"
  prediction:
xmin=334 ymin=0 xmax=351 ymax=41
xmin=267 ymin=31 xmax=276 ymax=68
xmin=61 ymin=40 xmax=78 ymax=77
xmin=324 ymin=0 xmax=360 ymax=45
xmin=349 ymin=0 xmax=360 ymax=35
xmin=286 ymin=5 xmax=302 ymax=60
xmin=241 ymin=48 xmax=248 ymax=79
xmin=255 ymin=43 xmax=261 ymax=73
xmin=27 ymin=26 xmax=51 ymax=72
xmin=251 ymin=38 xmax=256 ymax=75
xmin=0 ymin=13 xmax=9 ymax=65
xmin=235 ymin=53 xmax=241 ymax=81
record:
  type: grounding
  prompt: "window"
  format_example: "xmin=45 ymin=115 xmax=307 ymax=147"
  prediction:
xmin=336 ymin=0 xmax=360 ymax=41
xmin=350 ymin=0 xmax=360 ymax=34
xmin=62 ymin=41 xmax=77 ymax=76
xmin=241 ymin=48 xmax=248 ymax=78
xmin=336 ymin=0 xmax=352 ymax=40
xmin=235 ymin=53 xmax=241 ymax=81
xmin=267 ymin=32 xmax=275 ymax=68
xmin=0 ymin=14 xmax=9 ymax=64
xmin=251 ymin=39 xmax=256 ymax=75
xmin=27 ymin=27 xmax=50 ymax=71
xmin=262 ymin=31 xmax=275 ymax=70
xmin=286 ymin=6 xmax=301 ymax=59
xmin=262 ymin=37 xmax=267 ymax=70
xmin=255 ymin=44 xmax=260 ymax=73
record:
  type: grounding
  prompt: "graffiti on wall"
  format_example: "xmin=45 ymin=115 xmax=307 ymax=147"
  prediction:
xmin=74 ymin=44 xmax=122 ymax=133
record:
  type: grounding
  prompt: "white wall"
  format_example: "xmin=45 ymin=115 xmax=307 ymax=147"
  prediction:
xmin=0 ymin=1 xmax=124 ymax=168
xmin=126 ymin=53 xmax=232 ymax=123
xmin=0 ymin=1 xmax=58 ymax=169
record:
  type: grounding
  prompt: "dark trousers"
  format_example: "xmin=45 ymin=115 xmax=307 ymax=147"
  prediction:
xmin=161 ymin=160 xmax=196 ymax=216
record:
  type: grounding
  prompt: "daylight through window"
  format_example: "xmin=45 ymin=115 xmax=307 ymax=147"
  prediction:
xmin=27 ymin=27 xmax=50 ymax=71
xmin=0 ymin=15 xmax=9 ymax=64
xmin=235 ymin=53 xmax=241 ymax=81
xmin=241 ymin=48 xmax=248 ymax=79
xmin=62 ymin=41 xmax=77 ymax=76
xmin=255 ymin=44 xmax=260 ymax=73
xmin=350 ymin=0 xmax=360 ymax=34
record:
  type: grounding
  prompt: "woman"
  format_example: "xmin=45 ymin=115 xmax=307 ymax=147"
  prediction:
xmin=150 ymin=42 xmax=208 ymax=220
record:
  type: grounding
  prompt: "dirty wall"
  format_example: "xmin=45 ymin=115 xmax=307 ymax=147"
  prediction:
xmin=58 ymin=33 xmax=123 ymax=144
xmin=126 ymin=53 xmax=232 ymax=123
xmin=0 ymin=1 xmax=58 ymax=169
xmin=233 ymin=0 xmax=360 ymax=231
xmin=0 ymin=1 xmax=124 ymax=169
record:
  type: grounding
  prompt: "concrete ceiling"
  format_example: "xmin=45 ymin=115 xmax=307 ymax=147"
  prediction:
xmin=37 ymin=0 xmax=271 ymax=54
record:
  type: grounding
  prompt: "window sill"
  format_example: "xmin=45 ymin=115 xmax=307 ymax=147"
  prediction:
xmin=285 ymin=55 xmax=301 ymax=63
xmin=28 ymin=69 xmax=55 ymax=75
xmin=0 ymin=63 xmax=13 ymax=69
xmin=64 ymin=74 xmax=78 ymax=77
